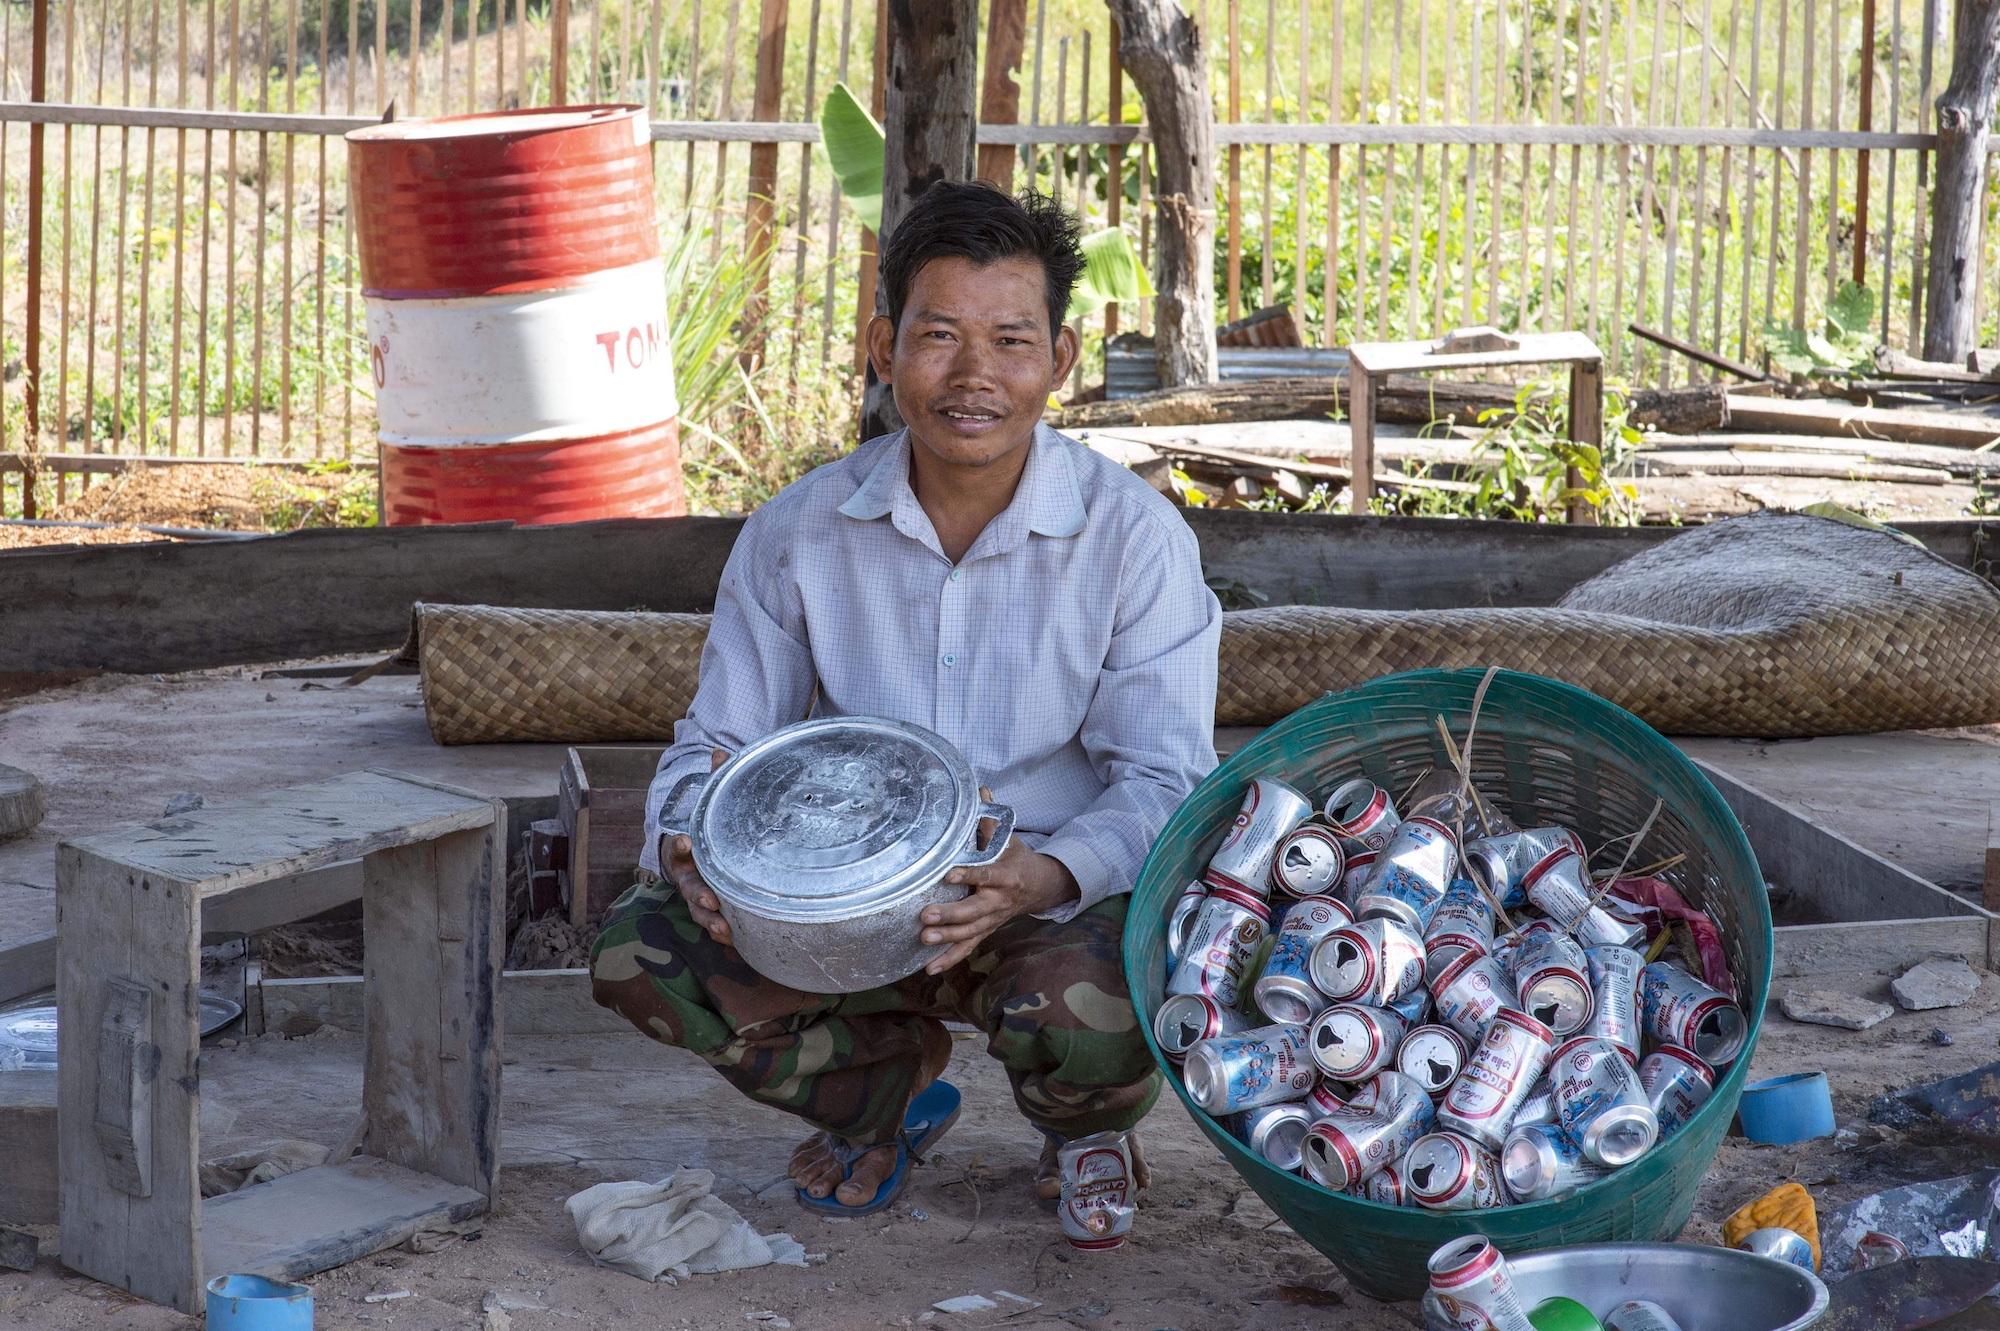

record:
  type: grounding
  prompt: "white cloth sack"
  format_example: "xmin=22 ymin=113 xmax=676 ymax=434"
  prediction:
xmin=565 ymin=1167 xmax=811 ymax=1283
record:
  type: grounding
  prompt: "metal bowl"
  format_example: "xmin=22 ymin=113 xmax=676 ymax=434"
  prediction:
xmin=1502 ymin=1243 xmax=1829 ymax=1330
xmin=0 ymin=993 xmax=243 ymax=1070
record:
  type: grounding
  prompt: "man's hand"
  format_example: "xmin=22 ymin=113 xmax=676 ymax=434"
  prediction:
xmin=920 ymin=811 xmax=1079 ymax=974
xmin=666 ymin=749 xmax=733 ymax=946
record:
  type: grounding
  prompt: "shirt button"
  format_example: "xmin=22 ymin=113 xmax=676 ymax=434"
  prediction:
xmin=942 ymin=654 xmax=957 ymax=667
xmin=949 ymin=568 xmax=961 ymax=581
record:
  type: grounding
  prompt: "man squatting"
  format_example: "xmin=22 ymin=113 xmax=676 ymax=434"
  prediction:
xmin=590 ymin=180 xmax=1223 ymax=1229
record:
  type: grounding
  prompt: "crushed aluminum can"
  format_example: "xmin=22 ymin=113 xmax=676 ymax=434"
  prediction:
xmin=1583 ymin=945 xmax=1646 ymax=1065
xmin=1424 ymin=931 xmax=1494 ymax=982
xmin=1349 ymin=1068 xmax=1435 ymax=1118
xmin=1386 ymin=984 xmax=1434 ymax=1027
xmin=1363 ymin=1160 xmax=1413 ymax=1207
xmin=1508 ymin=921 xmax=1595 ymax=1038
xmin=1437 ymin=1007 xmax=1557 ymax=1151
xmin=1252 ymin=896 xmax=1354 ymax=1026
xmin=1551 ymin=1035 xmax=1659 ymax=1167
xmin=1640 ymin=961 xmax=1747 ymax=1066
xmin=1430 ymin=945 xmax=1521 ymax=1044
xmin=1637 ymin=1045 xmax=1714 ymax=1140
xmin=1603 ymin=1301 xmax=1688 ymax=1331
xmin=1511 ymin=1077 xmax=1558 ymax=1129
xmin=1182 ymin=1022 xmax=1316 ymax=1115
xmin=1165 ymin=879 xmax=1209 ymax=971
xmin=1425 ymin=878 xmax=1498 ymax=957
xmin=1354 ymin=816 xmax=1462 ymax=932
xmin=1424 ymin=1234 xmax=1538 ymax=1331
xmin=1500 ymin=1121 xmax=1610 ymax=1202
xmin=1057 ymin=1130 xmax=1136 ymax=1251
xmin=1206 ymin=777 xmax=1313 ymax=895
xmin=1152 ymin=991 xmax=1250 ymax=1062
xmin=1339 ymin=851 xmax=1378 ymax=907
xmin=1304 ymin=1078 xmax=1349 ymax=1120
xmin=1519 ymin=848 xmax=1601 ymax=934
xmin=1573 ymin=896 xmax=1650 ymax=950
xmin=1323 ymin=778 xmax=1400 ymax=854
xmin=1464 ymin=826 xmax=1583 ymax=910
xmin=1228 ymin=1101 xmax=1313 ymax=1173
xmin=1309 ymin=916 xmax=1426 ymax=1005
xmin=1271 ymin=822 xmax=1347 ymax=898
xmin=1404 ymin=1131 xmax=1508 ymax=1211
xmin=1308 ymin=1003 xmax=1411 ymax=1082
xmin=1301 ymin=1084 xmax=1436 ymax=1191
xmin=1737 ymin=1226 xmax=1816 ymax=1273
xmin=1398 ymin=1024 xmax=1471 ymax=1098
xmin=1165 ymin=885 xmax=1271 ymax=1009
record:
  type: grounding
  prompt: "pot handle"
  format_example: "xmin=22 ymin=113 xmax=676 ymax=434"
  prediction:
xmin=958 ymin=801 xmax=1016 ymax=868
xmin=655 ymin=771 xmax=711 ymax=839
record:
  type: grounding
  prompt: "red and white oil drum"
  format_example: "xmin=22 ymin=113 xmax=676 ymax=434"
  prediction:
xmin=346 ymin=105 xmax=686 ymax=526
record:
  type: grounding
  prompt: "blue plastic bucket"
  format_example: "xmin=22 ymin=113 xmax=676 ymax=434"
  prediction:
xmin=205 ymin=1274 xmax=314 ymax=1330
xmin=1738 ymin=1072 xmax=1836 ymax=1145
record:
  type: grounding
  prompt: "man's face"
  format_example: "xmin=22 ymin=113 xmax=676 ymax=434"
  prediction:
xmin=869 ymin=254 xmax=1081 ymax=469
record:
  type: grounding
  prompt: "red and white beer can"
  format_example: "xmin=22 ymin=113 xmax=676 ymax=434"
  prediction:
xmin=347 ymin=106 xmax=686 ymax=526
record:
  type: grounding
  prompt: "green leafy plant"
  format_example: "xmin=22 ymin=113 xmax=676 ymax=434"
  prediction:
xmin=1763 ymin=281 xmax=1878 ymax=377
xmin=1069 ymin=228 xmax=1155 ymax=318
xmin=1461 ymin=376 xmax=1644 ymax=524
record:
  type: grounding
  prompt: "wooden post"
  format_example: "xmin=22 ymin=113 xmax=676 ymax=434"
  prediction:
xmin=1107 ymin=0 xmax=1219 ymax=387
xmin=858 ymin=0 xmax=979 ymax=441
xmin=550 ymin=0 xmax=570 ymax=105
xmin=1984 ymin=802 xmax=2000 ymax=912
xmin=1106 ymin=17 xmax=1124 ymax=338
xmin=741 ymin=0 xmax=788 ymax=360
xmin=1349 ymin=371 xmax=1375 ymax=513
xmin=1225 ymin=0 xmax=1241 ymax=323
xmin=1854 ymin=0 xmax=1877 ymax=286
xmin=853 ymin=0 xmax=887 ymax=376
xmin=1923 ymin=0 xmax=2000 ymax=361
xmin=1567 ymin=359 xmax=1604 ymax=526
xmin=21 ymin=0 xmax=45 ymax=517
xmin=976 ymin=0 xmax=1027 ymax=187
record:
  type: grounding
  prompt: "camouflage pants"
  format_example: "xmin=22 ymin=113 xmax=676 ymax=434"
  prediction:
xmin=590 ymin=881 xmax=1161 ymax=1147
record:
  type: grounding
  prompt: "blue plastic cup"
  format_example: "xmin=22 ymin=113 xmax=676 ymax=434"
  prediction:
xmin=1737 ymin=1071 xmax=1836 ymax=1145
xmin=205 ymin=1274 xmax=314 ymax=1330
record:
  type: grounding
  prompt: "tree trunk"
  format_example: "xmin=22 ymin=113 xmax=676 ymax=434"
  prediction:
xmin=1106 ymin=0 xmax=1218 ymax=388
xmin=859 ymin=0 xmax=980 ymax=442
xmin=1923 ymin=0 xmax=2000 ymax=361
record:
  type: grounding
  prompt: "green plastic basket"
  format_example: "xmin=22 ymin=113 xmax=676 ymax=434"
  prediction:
xmin=1124 ymin=669 xmax=1771 ymax=1301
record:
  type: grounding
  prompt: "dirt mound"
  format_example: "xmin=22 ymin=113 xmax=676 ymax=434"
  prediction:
xmin=46 ymin=462 xmax=374 ymax=531
xmin=0 ymin=523 xmax=171 ymax=548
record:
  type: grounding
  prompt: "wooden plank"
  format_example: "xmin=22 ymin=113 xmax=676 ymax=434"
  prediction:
xmin=1349 ymin=330 xmax=1603 ymax=374
xmin=1633 ymin=450 xmax=1952 ymax=482
xmin=1646 ymin=430 xmax=2000 ymax=474
xmin=200 ymin=1156 xmax=487 ymax=1284
xmin=57 ymin=842 xmax=204 ymax=1314
xmin=0 ymin=451 xmax=378 ymax=474
xmin=1986 ymin=802 xmax=2000 ymax=912
xmin=62 ymin=771 xmax=494 ymax=899
xmin=199 ymin=860 xmax=363 ymax=938
xmin=360 ymin=820 xmax=503 ymax=1200
xmin=0 ymin=931 xmax=55 ymax=1004
xmin=0 ymin=1071 xmax=58 ymax=1224
xmin=1349 ymin=371 xmax=1376 ymax=513
xmin=254 ymin=969 xmax=632 ymax=1037
xmin=1725 ymin=393 xmax=2000 ymax=447
xmin=260 ymin=974 xmax=365 ymax=1036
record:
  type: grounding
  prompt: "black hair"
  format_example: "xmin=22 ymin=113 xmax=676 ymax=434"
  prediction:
xmin=878 ymin=180 xmax=1084 ymax=342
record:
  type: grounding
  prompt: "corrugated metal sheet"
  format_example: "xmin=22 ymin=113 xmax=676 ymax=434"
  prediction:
xmin=1105 ymin=345 xmax=1352 ymax=398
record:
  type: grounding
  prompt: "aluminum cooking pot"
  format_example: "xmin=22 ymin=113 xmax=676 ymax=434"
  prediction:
xmin=661 ymin=717 xmax=1015 ymax=993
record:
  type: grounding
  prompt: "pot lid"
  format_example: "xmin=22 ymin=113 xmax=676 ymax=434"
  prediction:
xmin=0 ymin=993 xmax=243 ymax=1070
xmin=691 ymin=717 xmax=981 ymax=921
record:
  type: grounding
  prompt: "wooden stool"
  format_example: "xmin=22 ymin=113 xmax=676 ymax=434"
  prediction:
xmin=1346 ymin=329 xmax=1605 ymax=523
xmin=56 ymin=770 xmax=505 ymax=1314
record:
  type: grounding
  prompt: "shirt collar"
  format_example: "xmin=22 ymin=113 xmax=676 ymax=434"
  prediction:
xmin=836 ymin=423 xmax=1088 ymax=552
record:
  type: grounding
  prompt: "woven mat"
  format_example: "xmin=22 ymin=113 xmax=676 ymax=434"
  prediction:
xmin=415 ymin=512 xmax=2000 ymax=743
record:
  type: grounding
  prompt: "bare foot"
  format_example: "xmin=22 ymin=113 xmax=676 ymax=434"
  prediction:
xmin=790 ymin=1132 xmax=899 ymax=1208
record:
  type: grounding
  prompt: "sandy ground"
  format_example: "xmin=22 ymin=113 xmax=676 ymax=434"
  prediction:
xmin=0 ymin=959 xmax=1994 ymax=1330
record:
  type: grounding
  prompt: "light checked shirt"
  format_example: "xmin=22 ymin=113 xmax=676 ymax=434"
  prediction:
xmin=640 ymin=423 xmax=1223 ymax=920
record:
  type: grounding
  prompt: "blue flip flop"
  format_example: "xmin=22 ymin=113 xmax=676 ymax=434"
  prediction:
xmin=795 ymin=1080 xmax=962 ymax=1217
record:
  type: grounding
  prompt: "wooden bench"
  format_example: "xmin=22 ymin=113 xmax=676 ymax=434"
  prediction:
xmin=56 ymin=769 xmax=505 ymax=1315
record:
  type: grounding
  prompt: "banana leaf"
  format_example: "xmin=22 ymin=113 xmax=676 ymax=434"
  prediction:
xmin=817 ymin=81 xmax=883 ymax=233
xmin=1069 ymin=227 xmax=1155 ymax=319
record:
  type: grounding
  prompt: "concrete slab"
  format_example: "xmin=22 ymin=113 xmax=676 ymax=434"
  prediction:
xmin=1675 ymin=730 xmax=2000 ymax=895
xmin=0 ymin=668 xmax=569 ymax=942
